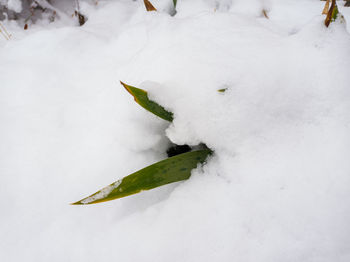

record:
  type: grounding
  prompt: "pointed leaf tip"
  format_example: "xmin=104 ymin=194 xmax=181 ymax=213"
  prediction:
xmin=325 ymin=0 xmax=339 ymax=27
xmin=218 ymin=88 xmax=227 ymax=93
xmin=144 ymin=0 xmax=157 ymax=12
xmin=70 ymin=201 xmax=82 ymax=205
xmin=73 ymin=149 xmax=212 ymax=205
xmin=120 ymin=81 xmax=174 ymax=122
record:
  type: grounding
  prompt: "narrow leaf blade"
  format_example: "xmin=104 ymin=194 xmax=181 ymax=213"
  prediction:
xmin=72 ymin=149 xmax=212 ymax=205
xmin=322 ymin=0 xmax=330 ymax=15
xmin=325 ymin=0 xmax=338 ymax=27
xmin=121 ymin=81 xmax=174 ymax=122
xmin=144 ymin=0 xmax=157 ymax=12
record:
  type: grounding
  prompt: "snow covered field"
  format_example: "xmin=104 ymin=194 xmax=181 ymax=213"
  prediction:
xmin=1 ymin=0 xmax=350 ymax=261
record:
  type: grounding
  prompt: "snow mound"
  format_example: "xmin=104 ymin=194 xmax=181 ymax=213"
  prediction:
xmin=0 ymin=1 xmax=349 ymax=261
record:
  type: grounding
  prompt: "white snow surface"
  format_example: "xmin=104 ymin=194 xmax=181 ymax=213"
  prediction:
xmin=6 ymin=0 xmax=22 ymax=13
xmin=1 ymin=0 xmax=350 ymax=261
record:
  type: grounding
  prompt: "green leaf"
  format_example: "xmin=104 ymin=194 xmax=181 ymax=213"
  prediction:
xmin=331 ymin=4 xmax=339 ymax=21
xmin=325 ymin=0 xmax=339 ymax=27
xmin=121 ymin=81 xmax=174 ymax=122
xmin=217 ymin=88 xmax=227 ymax=93
xmin=173 ymin=0 xmax=177 ymax=8
xmin=72 ymin=149 xmax=212 ymax=205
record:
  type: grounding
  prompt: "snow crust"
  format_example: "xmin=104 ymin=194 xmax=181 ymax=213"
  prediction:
xmin=1 ymin=0 xmax=350 ymax=261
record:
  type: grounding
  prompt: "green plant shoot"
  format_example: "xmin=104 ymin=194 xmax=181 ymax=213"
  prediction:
xmin=121 ymin=81 xmax=174 ymax=122
xmin=72 ymin=149 xmax=212 ymax=205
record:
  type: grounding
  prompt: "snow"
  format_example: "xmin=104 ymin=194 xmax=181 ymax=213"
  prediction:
xmin=1 ymin=0 xmax=350 ymax=261
xmin=80 ymin=179 xmax=122 ymax=204
xmin=7 ymin=0 xmax=22 ymax=13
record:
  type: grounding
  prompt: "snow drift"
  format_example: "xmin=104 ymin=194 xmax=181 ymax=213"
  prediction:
xmin=0 ymin=0 xmax=350 ymax=261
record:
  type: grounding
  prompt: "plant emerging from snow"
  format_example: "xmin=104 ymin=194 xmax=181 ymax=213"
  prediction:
xmin=72 ymin=0 xmax=347 ymax=205
xmin=72 ymin=82 xmax=212 ymax=205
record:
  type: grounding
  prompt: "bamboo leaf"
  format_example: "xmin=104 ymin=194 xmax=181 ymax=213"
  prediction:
xmin=325 ymin=0 xmax=338 ymax=27
xmin=144 ymin=0 xmax=157 ymax=12
xmin=72 ymin=149 xmax=212 ymax=205
xmin=322 ymin=0 xmax=330 ymax=15
xmin=217 ymin=88 xmax=227 ymax=93
xmin=121 ymin=81 xmax=174 ymax=122
xmin=262 ymin=9 xmax=269 ymax=19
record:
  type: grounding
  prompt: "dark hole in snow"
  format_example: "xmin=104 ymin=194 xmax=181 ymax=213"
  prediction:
xmin=166 ymin=143 xmax=211 ymax=157
xmin=166 ymin=144 xmax=191 ymax=157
